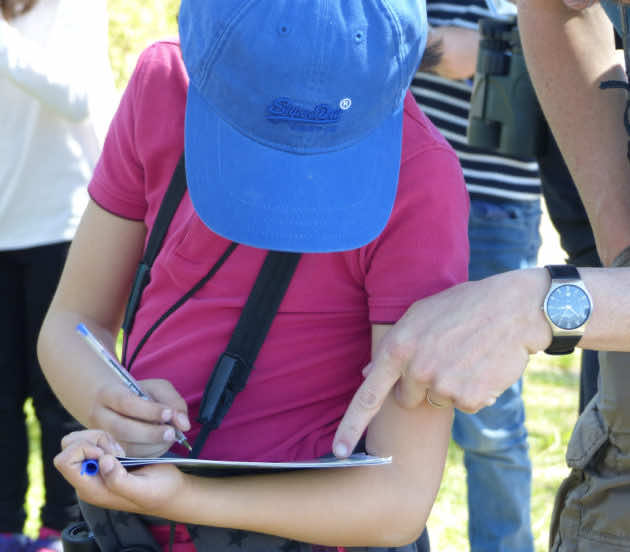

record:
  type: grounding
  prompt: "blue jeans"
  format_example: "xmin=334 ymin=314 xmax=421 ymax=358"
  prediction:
xmin=453 ymin=197 xmax=541 ymax=552
xmin=601 ymin=1 xmax=630 ymax=36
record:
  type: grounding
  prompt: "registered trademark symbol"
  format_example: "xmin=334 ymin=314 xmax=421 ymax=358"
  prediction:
xmin=339 ymin=98 xmax=352 ymax=110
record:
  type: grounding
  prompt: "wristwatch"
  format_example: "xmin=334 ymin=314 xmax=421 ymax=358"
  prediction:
xmin=542 ymin=265 xmax=593 ymax=355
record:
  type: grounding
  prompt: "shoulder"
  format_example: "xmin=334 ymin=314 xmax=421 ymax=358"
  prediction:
xmin=126 ymin=40 xmax=188 ymax=161
xmin=400 ymin=90 xmax=459 ymax=167
xmin=88 ymin=40 xmax=187 ymax=221
xmin=132 ymin=39 xmax=188 ymax=93
xmin=393 ymin=91 xmax=468 ymax=230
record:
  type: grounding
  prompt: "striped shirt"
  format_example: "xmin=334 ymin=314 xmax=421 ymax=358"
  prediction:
xmin=412 ymin=0 xmax=541 ymax=202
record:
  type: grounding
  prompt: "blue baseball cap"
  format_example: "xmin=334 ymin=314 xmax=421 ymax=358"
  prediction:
xmin=179 ymin=0 xmax=427 ymax=253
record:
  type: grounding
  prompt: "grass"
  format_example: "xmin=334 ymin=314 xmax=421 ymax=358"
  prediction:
xmin=426 ymin=352 xmax=580 ymax=551
xmin=23 ymin=2 xmax=582 ymax=549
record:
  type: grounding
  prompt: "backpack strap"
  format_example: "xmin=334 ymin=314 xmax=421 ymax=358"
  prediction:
xmin=192 ymin=250 xmax=301 ymax=457
xmin=121 ymin=154 xmax=187 ymax=338
xmin=114 ymin=151 xmax=302 ymax=456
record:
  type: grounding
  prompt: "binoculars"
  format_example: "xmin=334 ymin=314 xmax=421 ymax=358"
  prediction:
xmin=60 ymin=521 xmax=99 ymax=552
xmin=468 ymin=15 xmax=548 ymax=159
xmin=61 ymin=521 xmax=155 ymax=551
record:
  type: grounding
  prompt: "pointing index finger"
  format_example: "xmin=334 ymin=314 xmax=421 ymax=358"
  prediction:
xmin=332 ymin=357 xmax=403 ymax=458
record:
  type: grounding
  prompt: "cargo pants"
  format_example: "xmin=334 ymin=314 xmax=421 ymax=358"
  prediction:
xmin=549 ymin=251 xmax=630 ymax=551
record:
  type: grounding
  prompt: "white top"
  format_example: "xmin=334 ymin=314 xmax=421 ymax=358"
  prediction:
xmin=0 ymin=0 xmax=117 ymax=249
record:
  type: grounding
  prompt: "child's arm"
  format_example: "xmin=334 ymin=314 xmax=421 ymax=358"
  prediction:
xmin=54 ymin=323 xmax=452 ymax=548
xmin=38 ymin=200 xmax=191 ymax=458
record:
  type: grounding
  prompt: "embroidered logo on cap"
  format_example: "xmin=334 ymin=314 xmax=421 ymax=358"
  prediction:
xmin=266 ymin=97 xmax=345 ymax=124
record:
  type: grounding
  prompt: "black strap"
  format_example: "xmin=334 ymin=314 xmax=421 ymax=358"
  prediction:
xmin=115 ymin=152 xmax=303 ymax=460
xmin=124 ymin=241 xmax=238 ymax=369
xmin=600 ymin=5 xmax=630 ymax=162
xmin=120 ymin=155 xmax=237 ymax=370
xmin=121 ymin=154 xmax=187 ymax=338
xmin=545 ymin=264 xmax=579 ymax=280
xmin=545 ymin=335 xmax=581 ymax=356
xmin=191 ymin=250 xmax=301 ymax=458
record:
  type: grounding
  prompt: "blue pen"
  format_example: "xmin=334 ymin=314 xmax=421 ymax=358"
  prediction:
xmin=76 ymin=323 xmax=192 ymax=451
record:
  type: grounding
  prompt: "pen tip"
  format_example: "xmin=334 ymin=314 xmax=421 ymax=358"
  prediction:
xmin=184 ymin=441 xmax=193 ymax=452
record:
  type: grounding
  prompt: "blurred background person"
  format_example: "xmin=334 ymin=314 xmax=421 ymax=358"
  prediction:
xmin=412 ymin=0 xmax=541 ymax=550
xmin=0 ymin=0 xmax=116 ymax=550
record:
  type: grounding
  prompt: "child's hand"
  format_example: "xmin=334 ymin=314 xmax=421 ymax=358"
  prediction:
xmin=54 ymin=429 xmax=186 ymax=516
xmin=89 ymin=378 xmax=191 ymax=458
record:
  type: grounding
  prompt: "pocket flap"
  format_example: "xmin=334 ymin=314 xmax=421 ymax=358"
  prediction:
xmin=566 ymin=396 xmax=609 ymax=469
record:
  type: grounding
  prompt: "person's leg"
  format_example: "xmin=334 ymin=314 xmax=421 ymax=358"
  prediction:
xmin=453 ymin=381 xmax=532 ymax=552
xmin=0 ymin=250 xmax=29 ymax=534
xmin=452 ymin=197 xmax=541 ymax=552
xmin=23 ymin=243 xmax=82 ymax=532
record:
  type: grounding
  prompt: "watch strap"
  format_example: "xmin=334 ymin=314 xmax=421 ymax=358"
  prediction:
xmin=544 ymin=264 xmax=583 ymax=355
xmin=545 ymin=264 xmax=580 ymax=279
xmin=545 ymin=335 xmax=581 ymax=355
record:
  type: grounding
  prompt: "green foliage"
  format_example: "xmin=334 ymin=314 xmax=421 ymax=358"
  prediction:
xmin=108 ymin=0 xmax=180 ymax=90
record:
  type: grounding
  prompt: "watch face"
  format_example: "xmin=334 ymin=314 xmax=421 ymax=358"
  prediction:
xmin=546 ymin=284 xmax=591 ymax=330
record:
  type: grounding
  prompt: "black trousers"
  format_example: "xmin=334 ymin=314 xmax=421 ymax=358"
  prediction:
xmin=0 ymin=242 xmax=81 ymax=532
xmin=537 ymin=129 xmax=601 ymax=412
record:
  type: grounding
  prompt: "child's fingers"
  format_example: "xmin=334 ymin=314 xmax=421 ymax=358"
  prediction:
xmin=61 ymin=429 xmax=126 ymax=456
xmin=54 ymin=448 xmax=139 ymax=512
xmin=140 ymin=379 xmax=191 ymax=431
xmin=97 ymin=406 xmax=179 ymax=449
xmin=54 ymin=440 xmax=105 ymax=483
xmin=98 ymin=456 xmax=158 ymax=505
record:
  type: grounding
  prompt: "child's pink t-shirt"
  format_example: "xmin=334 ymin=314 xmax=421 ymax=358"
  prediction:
xmin=89 ymin=39 xmax=469 ymax=550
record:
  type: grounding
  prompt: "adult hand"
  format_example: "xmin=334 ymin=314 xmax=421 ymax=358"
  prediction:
xmin=54 ymin=429 xmax=185 ymax=515
xmin=425 ymin=26 xmax=479 ymax=81
xmin=88 ymin=379 xmax=190 ymax=458
xmin=333 ymin=269 xmax=551 ymax=458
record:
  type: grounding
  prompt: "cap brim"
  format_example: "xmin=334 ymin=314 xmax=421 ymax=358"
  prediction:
xmin=185 ymin=84 xmax=403 ymax=253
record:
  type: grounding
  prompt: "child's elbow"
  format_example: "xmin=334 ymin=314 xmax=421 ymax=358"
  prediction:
xmin=368 ymin=493 xmax=431 ymax=547
xmin=378 ymin=513 xmax=428 ymax=547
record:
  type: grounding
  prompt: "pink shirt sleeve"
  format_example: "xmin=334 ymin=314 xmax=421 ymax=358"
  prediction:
xmin=365 ymin=101 xmax=470 ymax=323
xmin=88 ymin=41 xmax=187 ymax=226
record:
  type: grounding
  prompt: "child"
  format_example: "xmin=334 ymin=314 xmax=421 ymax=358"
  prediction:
xmin=40 ymin=0 xmax=469 ymax=550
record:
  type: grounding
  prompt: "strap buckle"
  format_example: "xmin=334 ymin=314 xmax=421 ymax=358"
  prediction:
xmin=197 ymin=352 xmax=250 ymax=429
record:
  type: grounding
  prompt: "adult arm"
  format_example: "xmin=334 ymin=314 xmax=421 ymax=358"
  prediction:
xmin=517 ymin=0 xmax=630 ymax=265
xmin=330 ymin=0 xmax=630 ymax=457
xmin=333 ymin=266 xmax=630 ymax=456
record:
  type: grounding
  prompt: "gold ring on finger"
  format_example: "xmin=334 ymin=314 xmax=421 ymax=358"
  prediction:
xmin=426 ymin=390 xmax=448 ymax=408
